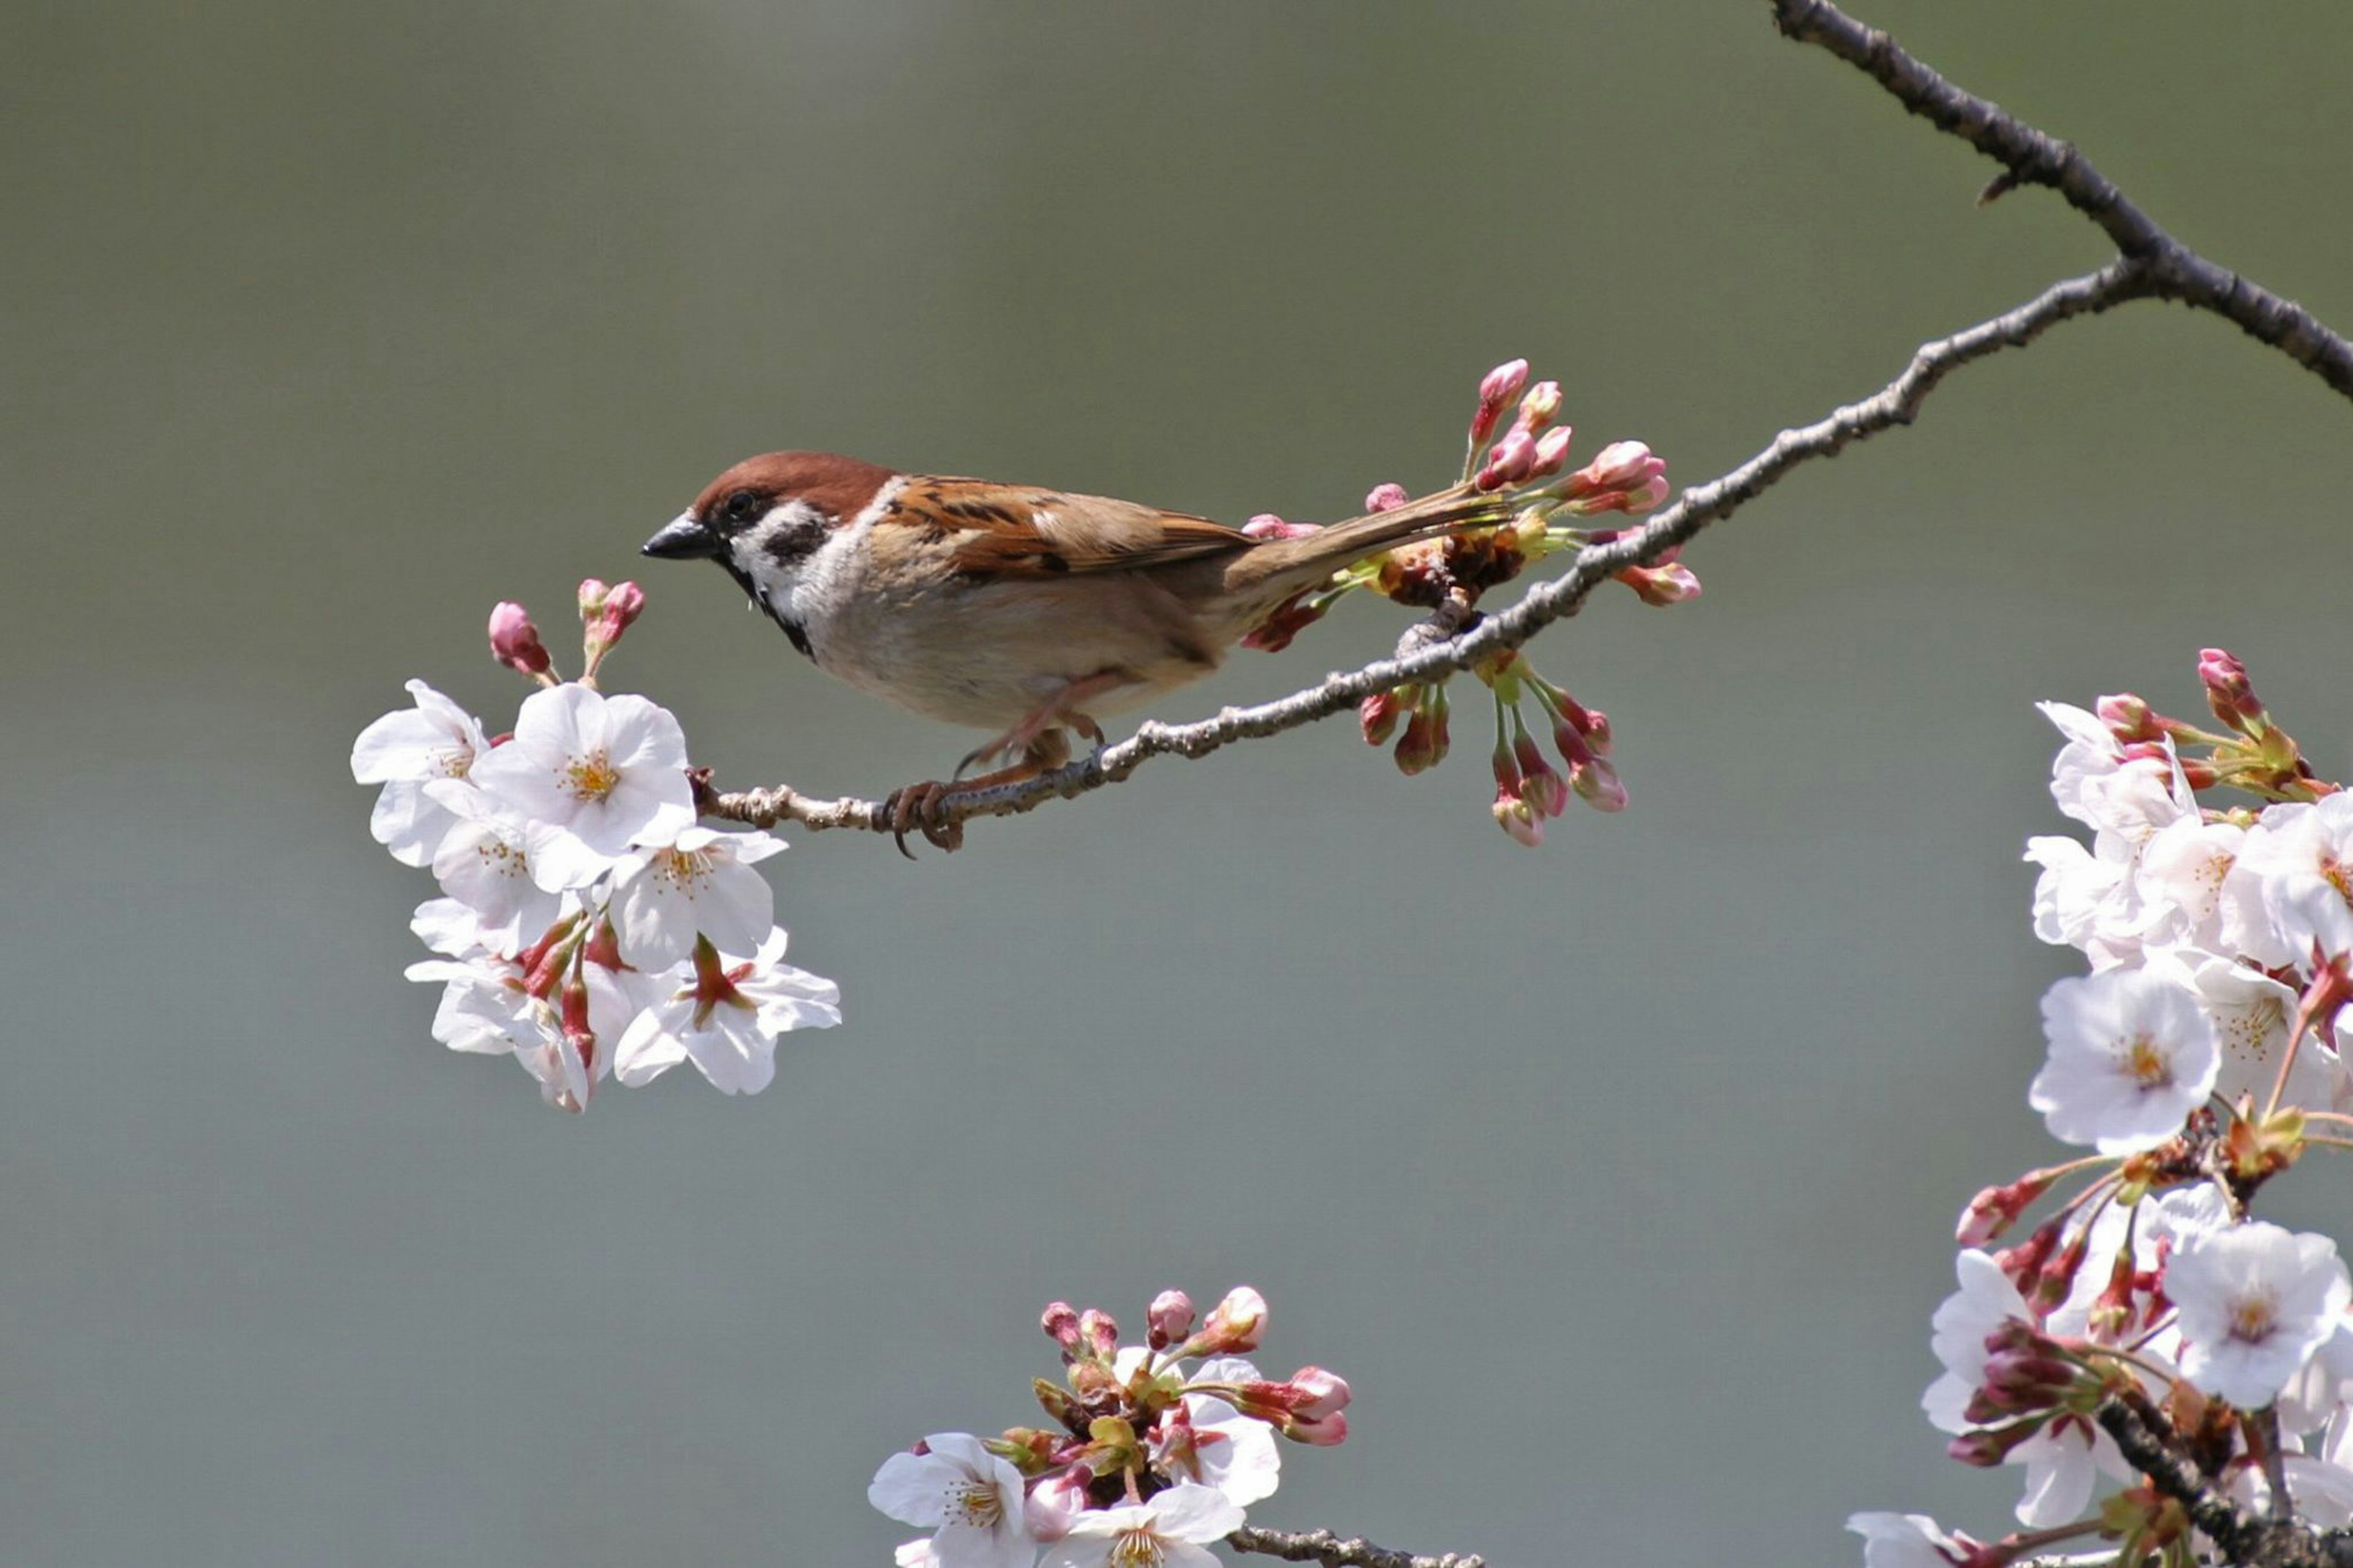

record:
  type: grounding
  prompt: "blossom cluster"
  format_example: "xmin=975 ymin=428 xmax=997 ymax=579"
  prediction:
xmin=1241 ymin=359 xmax=1687 ymax=847
xmin=350 ymin=584 xmax=839 ymax=1110
xmin=869 ymin=1286 xmax=1351 ymax=1567
xmin=1855 ymin=651 xmax=2353 ymax=1568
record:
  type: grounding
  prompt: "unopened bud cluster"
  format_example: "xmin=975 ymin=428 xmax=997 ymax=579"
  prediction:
xmin=351 ymin=582 xmax=840 ymax=1110
xmin=1244 ymin=360 xmax=1685 ymax=847
xmin=868 ymin=1286 xmax=1352 ymax=1567
xmin=1852 ymin=651 xmax=2353 ymax=1568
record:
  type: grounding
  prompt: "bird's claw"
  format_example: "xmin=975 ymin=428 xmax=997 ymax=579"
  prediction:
xmin=881 ymin=781 xmax=966 ymax=858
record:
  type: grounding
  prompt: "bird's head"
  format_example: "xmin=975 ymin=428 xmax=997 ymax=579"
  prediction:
xmin=642 ymin=450 xmax=897 ymax=598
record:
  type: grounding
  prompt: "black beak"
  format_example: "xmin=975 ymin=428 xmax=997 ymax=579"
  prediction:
xmin=642 ymin=511 xmax=721 ymax=560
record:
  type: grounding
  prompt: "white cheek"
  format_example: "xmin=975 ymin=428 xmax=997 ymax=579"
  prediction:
xmin=790 ymin=513 xmax=871 ymax=625
xmin=733 ymin=500 xmax=830 ymax=599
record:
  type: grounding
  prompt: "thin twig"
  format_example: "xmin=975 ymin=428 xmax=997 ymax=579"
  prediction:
xmin=1227 ymin=1524 xmax=1484 ymax=1568
xmin=705 ymin=0 xmax=2352 ymax=854
xmin=1770 ymin=0 xmax=2353 ymax=399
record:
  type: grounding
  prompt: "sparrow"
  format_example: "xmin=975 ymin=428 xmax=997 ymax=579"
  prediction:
xmin=642 ymin=452 xmax=1518 ymax=851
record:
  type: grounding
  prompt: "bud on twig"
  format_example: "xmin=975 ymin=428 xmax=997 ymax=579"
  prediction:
xmin=1148 ymin=1290 xmax=1195 ymax=1351
xmin=1189 ymin=1286 xmax=1268 ymax=1355
xmin=1469 ymin=359 xmax=1529 ymax=449
xmin=1957 ymin=1169 xmax=2060 ymax=1246
xmin=490 ymin=601 xmax=555 ymax=681
xmin=1078 ymin=1308 xmax=1120 ymax=1358
xmin=2198 ymin=648 xmax=2264 ymax=734
xmin=1042 ymin=1301 xmax=1082 ymax=1350
xmin=2096 ymin=693 xmax=2161 ymax=744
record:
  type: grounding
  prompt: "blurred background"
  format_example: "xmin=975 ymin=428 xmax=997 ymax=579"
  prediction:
xmin=5 ymin=2 xmax=2351 ymax=1563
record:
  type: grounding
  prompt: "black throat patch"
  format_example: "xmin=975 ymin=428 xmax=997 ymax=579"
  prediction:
xmin=719 ymin=559 xmax=814 ymax=661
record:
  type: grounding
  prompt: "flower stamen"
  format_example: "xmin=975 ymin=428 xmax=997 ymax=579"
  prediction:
xmin=563 ymin=749 xmax=620 ymax=803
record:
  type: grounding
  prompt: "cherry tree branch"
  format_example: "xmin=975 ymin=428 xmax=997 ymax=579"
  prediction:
xmin=2092 ymin=1395 xmax=2347 ymax=1568
xmin=1770 ymin=0 xmax=2353 ymax=398
xmin=1227 ymin=1524 xmax=1484 ymax=1568
xmin=705 ymin=0 xmax=2351 ymax=853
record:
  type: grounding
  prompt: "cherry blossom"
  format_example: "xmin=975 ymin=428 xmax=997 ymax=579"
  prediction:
xmin=469 ymin=683 xmax=694 ymax=890
xmin=420 ymin=779 xmax=561 ymax=953
xmin=609 ymin=825 xmax=787 ymax=969
xmin=1846 ymin=1512 xmax=1976 ymax=1568
xmin=613 ymin=930 xmax=842 ymax=1095
xmin=2169 ymin=1222 xmax=2352 ymax=1409
xmin=1149 ymin=1360 xmax=1281 ymax=1507
xmin=2029 ymin=966 xmax=2218 ymax=1153
xmin=1039 ymin=1484 xmax=1240 ymax=1568
xmin=350 ymin=679 xmax=490 ymax=867
xmin=868 ymin=1433 xmax=1036 ymax=1568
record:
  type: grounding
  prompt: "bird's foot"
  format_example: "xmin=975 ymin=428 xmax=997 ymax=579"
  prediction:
xmin=880 ymin=780 xmax=967 ymax=858
xmin=884 ymin=733 xmax=1072 ymax=858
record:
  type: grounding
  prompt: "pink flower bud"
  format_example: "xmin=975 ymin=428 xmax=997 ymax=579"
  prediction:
xmin=1240 ymin=593 xmax=1327 ymax=653
xmin=1493 ymin=789 xmax=1546 ymax=847
xmin=2097 ymin=692 xmax=2160 ymax=743
xmin=1195 ymin=1286 xmax=1267 ymax=1354
xmin=1994 ymin=1217 xmax=2064 ymax=1293
xmin=1513 ymin=730 xmax=1569 ymax=817
xmin=1568 ymin=753 xmax=1627 ymax=812
xmin=1286 ymin=1366 xmax=1351 ymax=1420
xmin=1476 ymin=429 xmax=1537 ymax=491
xmin=1148 ymin=1289 xmax=1195 ymax=1350
xmin=1947 ymin=1424 xmax=2038 ymax=1467
xmin=1575 ymin=440 xmax=1662 ymax=491
xmin=1360 ymin=689 xmax=1406 ymax=746
xmin=1078 ymin=1308 xmax=1119 ymax=1358
xmin=1041 ymin=1301 xmax=1082 ymax=1349
xmin=593 ymin=580 xmax=646 ymax=643
xmin=2199 ymin=647 xmax=2265 ymax=731
xmin=1582 ymin=708 xmax=1613 ymax=756
xmin=1470 ymin=359 xmax=1530 ymax=445
xmin=1288 ymin=1409 xmax=1349 ymax=1445
xmin=1024 ymin=1467 xmax=1091 ymax=1542
xmin=577 ymin=578 xmax=610 ymax=620
xmin=1392 ymin=697 xmax=1450 ymax=776
xmin=1558 ymin=442 xmax=1670 ymax=515
xmin=489 ymin=601 xmax=552 ymax=677
xmin=1979 ymin=1350 xmax=2080 ymax=1412
xmin=1955 ymin=1170 xmax=2059 ymax=1246
xmin=1243 ymin=513 xmax=1322 ymax=542
xmin=1613 ymin=562 xmax=1702 ymax=607
xmin=1529 ymin=426 xmax=1575 ymax=479
xmin=1510 ymin=380 xmax=1563 ymax=437
xmin=1363 ymin=483 xmax=1411 ymax=514
xmin=2029 ymin=1225 xmax=2091 ymax=1319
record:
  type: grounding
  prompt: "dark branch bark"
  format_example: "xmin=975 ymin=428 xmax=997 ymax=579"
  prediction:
xmin=2094 ymin=1396 xmax=2353 ymax=1568
xmin=1769 ymin=0 xmax=2353 ymax=399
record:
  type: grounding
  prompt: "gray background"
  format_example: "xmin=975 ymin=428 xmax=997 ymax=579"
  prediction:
xmin=6 ymin=2 xmax=2351 ymax=1564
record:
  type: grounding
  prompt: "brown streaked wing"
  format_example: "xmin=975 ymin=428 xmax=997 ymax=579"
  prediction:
xmin=906 ymin=477 xmax=1249 ymax=578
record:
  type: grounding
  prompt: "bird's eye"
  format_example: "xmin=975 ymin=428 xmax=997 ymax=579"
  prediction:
xmin=721 ymin=489 xmax=762 ymax=525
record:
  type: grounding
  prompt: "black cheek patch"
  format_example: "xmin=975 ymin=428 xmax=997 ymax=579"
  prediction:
xmin=763 ymin=528 xmax=819 ymax=567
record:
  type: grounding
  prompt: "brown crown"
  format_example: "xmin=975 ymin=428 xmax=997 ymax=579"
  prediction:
xmin=692 ymin=450 xmax=897 ymax=526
